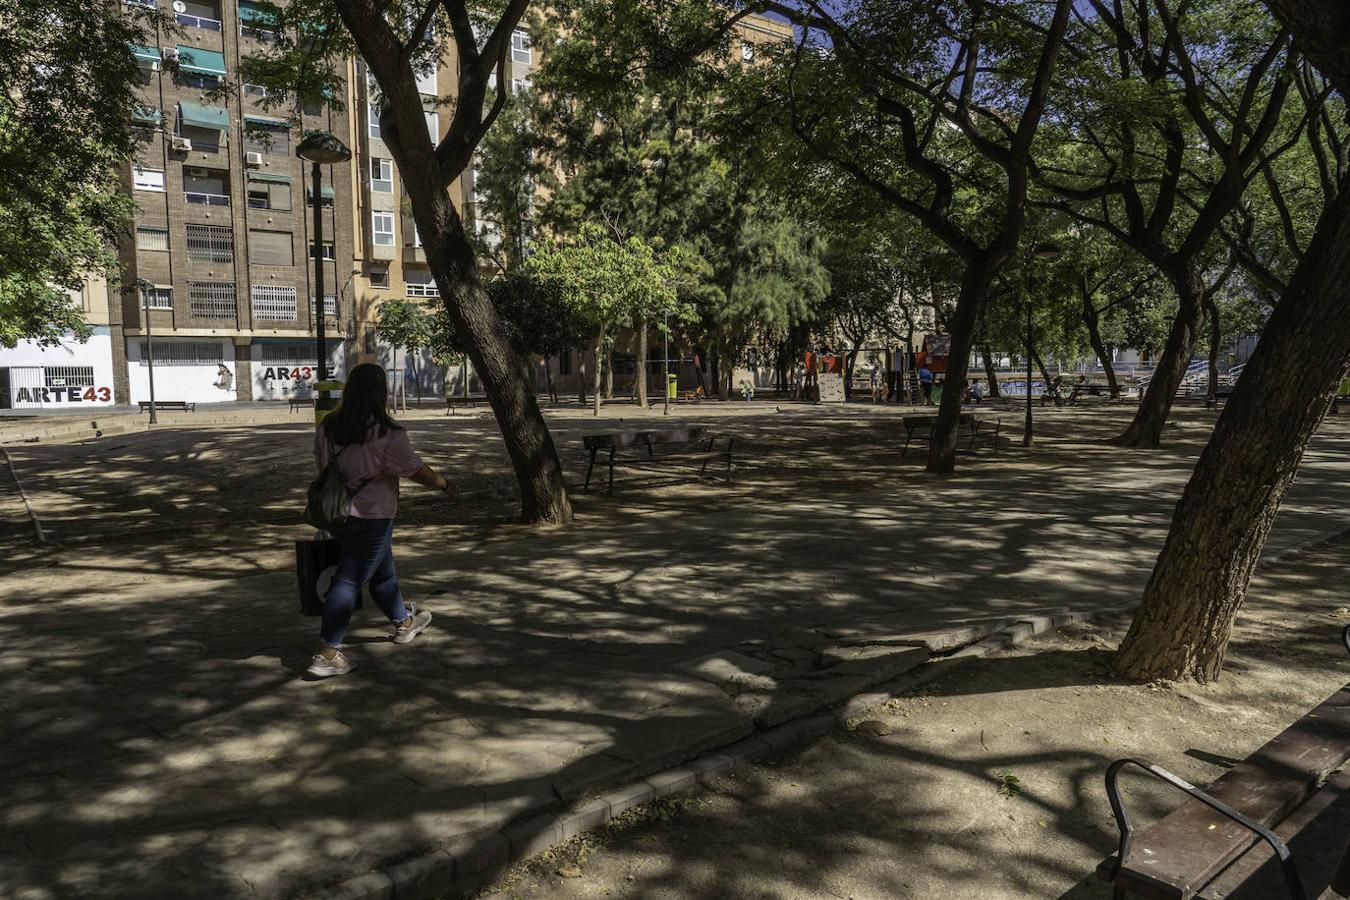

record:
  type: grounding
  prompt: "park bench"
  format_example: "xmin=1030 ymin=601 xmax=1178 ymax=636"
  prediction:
xmin=446 ymin=395 xmax=489 ymax=415
xmin=1097 ymin=670 xmax=1350 ymax=899
xmin=901 ymin=414 xmax=1000 ymax=458
xmin=288 ymin=398 xmax=314 ymax=413
xmin=138 ymin=400 xmax=195 ymax=413
xmin=1206 ymin=388 xmax=1235 ymax=410
xmin=582 ymin=426 xmax=734 ymax=493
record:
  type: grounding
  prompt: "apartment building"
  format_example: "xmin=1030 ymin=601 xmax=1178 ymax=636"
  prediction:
xmin=102 ymin=0 xmax=357 ymax=406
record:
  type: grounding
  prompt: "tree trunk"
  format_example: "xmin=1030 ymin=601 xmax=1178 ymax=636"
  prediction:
xmin=927 ymin=263 xmax=993 ymax=473
xmin=1114 ymin=184 xmax=1350 ymax=682
xmin=710 ymin=344 xmax=720 ymax=398
xmin=577 ymin=350 xmax=587 ymax=405
xmin=845 ymin=347 xmax=860 ymax=400
xmin=635 ymin=317 xmax=648 ymax=409
xmin=544 ymin=358 xmax=557 ymax=403
xmin=980 ymin=345 xmax=1001 ymax=397
xmin=1205 ymin=295 xmax=1221 ymax=407
xmin=1118 ymin=265 xmax=1204 ymax=447
xmin=592 ymin=326 xmax=604 ymax=416
xmin=719 ymin=339 xmax=732 ymax=401
xmin=603 ymin=346 xmax=614 ymax=400
xmin=1031 ymin=347 xmax=1052 ymax=386
xmin=1081 ymin=276 xmax=1119 ymax=399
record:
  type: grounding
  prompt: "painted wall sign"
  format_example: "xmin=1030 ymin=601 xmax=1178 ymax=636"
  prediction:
xmin=13 ymin=386 xmax=111 ymax=404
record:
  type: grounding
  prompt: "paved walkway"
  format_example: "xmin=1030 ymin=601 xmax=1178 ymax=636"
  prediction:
xmin=1 ymin=404 xmax=1347 ymax=898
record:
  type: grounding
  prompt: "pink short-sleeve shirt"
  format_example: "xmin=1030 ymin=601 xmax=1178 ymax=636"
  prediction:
xmin=314 ymin=424 xmax=425 ymax=520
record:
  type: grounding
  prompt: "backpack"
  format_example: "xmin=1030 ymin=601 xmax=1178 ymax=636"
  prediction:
xmin=303 ymin=441 xmax=370 ymax=532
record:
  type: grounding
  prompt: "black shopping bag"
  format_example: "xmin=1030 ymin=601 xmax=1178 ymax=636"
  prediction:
xmin=294 ymin=537 xmax=363 ymax=616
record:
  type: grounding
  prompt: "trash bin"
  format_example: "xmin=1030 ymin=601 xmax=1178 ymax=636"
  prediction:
xmin=667 ymin=373 xmax=678 ymax=400
xmin=314 ymin=379 xmax=343 ymax=424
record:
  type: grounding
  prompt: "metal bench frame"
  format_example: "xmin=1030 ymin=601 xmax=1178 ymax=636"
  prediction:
xmin=583 ymin=427 xmax=734 ymax=493
xmin=901 ymin=414 xmax=1000 ymax=458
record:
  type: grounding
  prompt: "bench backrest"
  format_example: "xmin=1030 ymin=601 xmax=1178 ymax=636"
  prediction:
xmin=1110 ymin=684 xmax=1350 ymax=898
xmin=584 ymin=427 xmax=707 ymax=450
xmin=903 ymin=414 xmax=978 ymax=430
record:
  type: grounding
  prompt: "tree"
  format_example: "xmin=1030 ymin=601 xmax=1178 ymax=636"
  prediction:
xmin=0 ymin=0 xmax=156 ymax=345
xmin=528 ymin=227 xmax=690 ymax=414
xmin=240 ymin=0 xmax=572 ymax=524
xmin=1111 ymin=0 xmax=1350 ymax=681
xmin=376 ymin=298 xmax=436 ymax=404
xmin=1038 ymin=0 xmax=1300 ymax=447
xmin=740 ymin=0 xmax=1073 ymax=472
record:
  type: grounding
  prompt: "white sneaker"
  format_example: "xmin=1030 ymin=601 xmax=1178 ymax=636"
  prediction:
xmin=306 ymin=650 xmax=355 ymax=678
xmin=394 ymin=605 xmax=433 ymax=644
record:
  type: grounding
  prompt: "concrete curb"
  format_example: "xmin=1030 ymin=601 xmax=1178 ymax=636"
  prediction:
xmin=321 ymin=604 xmax=1119 ymax=900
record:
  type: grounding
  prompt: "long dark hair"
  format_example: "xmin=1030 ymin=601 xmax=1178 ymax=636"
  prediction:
xmin=321 ymin=363 xmax=402 ymax=446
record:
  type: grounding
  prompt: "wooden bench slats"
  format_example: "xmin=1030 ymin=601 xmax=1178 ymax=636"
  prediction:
xmin=1109 ymin=685 xmax=1350 ymax=899
xmin=583 ymin=427 xmax=733 ymax=492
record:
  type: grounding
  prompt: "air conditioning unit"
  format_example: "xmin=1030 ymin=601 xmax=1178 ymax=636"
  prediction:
xmin=171 ymin=137 xmax=193 ymax=152
xmin=162 ymin=47 xmax=179 ymax=61
xmin=245 ymin=151 xmax=263 ymax=167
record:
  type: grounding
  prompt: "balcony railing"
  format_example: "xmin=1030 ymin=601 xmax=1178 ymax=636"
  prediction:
xmin=176 ymin=12 xmax=222 ymax=30
xmin=185 ymin=192 xmax=230 ymax=206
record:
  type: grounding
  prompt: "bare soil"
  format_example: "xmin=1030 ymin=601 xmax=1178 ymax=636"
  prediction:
xmin=478 ymin=538 xmax=1350 ymax=900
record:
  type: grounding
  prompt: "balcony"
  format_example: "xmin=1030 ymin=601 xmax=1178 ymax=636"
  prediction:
xmin=185 ymin=192 xmax=230 ymax=206
xmin=176 ymin=12 xmax=222 ymax=30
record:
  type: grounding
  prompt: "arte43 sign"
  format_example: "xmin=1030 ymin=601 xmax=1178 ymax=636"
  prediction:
xmin=261 ymin=366 xmax=314 ymax=381
xmin=13 ymin=386 xmax=112 ymax=404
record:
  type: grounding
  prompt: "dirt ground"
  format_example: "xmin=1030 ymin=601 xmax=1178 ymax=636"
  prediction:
xmin=2 ymin=398 xmax=1348 ymax=899
xmin=477 ymin=539 xmax=1350 ymax=900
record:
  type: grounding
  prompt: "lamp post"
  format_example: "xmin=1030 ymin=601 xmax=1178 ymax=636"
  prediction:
xmin=138 ymin=278 xmax=158 ymax=425
xmin=296 ymin=131 xmax=352 ymax=423
xmin=1024 ymin=243 xmax=1063 ymax=447
xmin=663 ymin=308 xmax=671 ymax=416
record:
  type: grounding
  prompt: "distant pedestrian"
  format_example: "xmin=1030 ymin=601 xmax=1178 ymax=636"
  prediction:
xmin=307 ymin=363 xmax=455 ymax=678
xmin=869 ymin=367 xmax=881 ymax=402
xmin=918 ymin=363 xmax=934 ymax=405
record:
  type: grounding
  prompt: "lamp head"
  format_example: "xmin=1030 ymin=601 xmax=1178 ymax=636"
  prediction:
xmin=297 ymin=131 xmax=352 ymax=164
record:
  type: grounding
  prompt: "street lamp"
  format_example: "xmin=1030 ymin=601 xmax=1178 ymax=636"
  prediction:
xmin=297 ymin=131 xmax=352 ymax=423
xmin=1024 ymin=243 xmax=1062 ymax=447
xmin=134 ymin=278 xmax=158 ymax=425
xmin=663 ymin=308 xmax=671 ymax=416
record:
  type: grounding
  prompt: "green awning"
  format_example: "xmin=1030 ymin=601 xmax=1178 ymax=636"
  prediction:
xmin=237 ymin=1 xmax=273 ymax=24
xmin=176 ymin=46 xmax=226 ymax=76
xmin=244 ymin=114 xmax=287 ymax=127
xmin=248 ymin=172 xmax=292 ymax=184
xmin=131 ymin=44 xmax=162 ymax=64
xmin=179 ymin=100 xmax=229 ymax=130
xmin=131 ymin=104 xmax=162 ymax=125
xmin=306 ymin=185 xmax=336 ymax=200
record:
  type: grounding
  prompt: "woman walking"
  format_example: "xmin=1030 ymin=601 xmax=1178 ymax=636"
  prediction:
xmin=307 ymin=363 xmax=455 ymax=678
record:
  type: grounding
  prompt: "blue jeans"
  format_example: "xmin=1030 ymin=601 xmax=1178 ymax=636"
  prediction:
xmin=320 ymin=517 xmax=409 ymax=647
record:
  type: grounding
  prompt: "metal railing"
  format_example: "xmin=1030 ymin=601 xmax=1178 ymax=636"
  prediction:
xmin=184 ymin=192 xmax=230 ymax=206
xmin=176 ymin=13 xmax=222 ymax=30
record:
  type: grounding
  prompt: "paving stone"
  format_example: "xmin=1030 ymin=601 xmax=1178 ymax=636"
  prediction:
xmin=643 ymin=767 xmax=698 ymax=798
xmin=599 ymin=780 xmax=655 ymax=817
xmin=502 ymin=813 xmax=564 ymax=861
xmin=677 ymin=650 xmax=774 ymax=685
xmin=559 ymin=798 xmax=612 ymax=840
xmin=381 ymin=848 xmax=454 ymax=900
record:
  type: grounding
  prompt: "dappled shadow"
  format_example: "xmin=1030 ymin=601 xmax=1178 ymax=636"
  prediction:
xmin=0 ymin=404 xmax=1347 ymax=896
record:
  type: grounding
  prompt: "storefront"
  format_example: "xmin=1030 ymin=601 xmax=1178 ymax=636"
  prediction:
xmin=0 ymin=328 xmax=118 ymax=409
xmin=251 ymin=339 xmax=347 ymax=401
xmin=125 ymin=337 xmax=237 ymax=404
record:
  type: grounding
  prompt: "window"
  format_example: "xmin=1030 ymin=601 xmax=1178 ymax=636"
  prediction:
xmin=244 ymin=122 xmax=288 ymax=155
xmin=306 ymin=184 xmax=334 ymax=207
xmin=261 ymin=344 xmax=315 ymax=364
xmin=141 ymin=285 xmax=173 ymax=309
xmin=246 ymin=175 xmax=291 ymax=210
xmin=368 ymin=268 xmax=389 ymax=288
xmin=138 ymin=341 xmax=223 ymax=366
xmin=408 ymin=224 xmax=422 ymax=248
xmin=415 ymin=68 xmax=437 ymax=96
xmin=187 ymin=282 xmax=237 ymax=320
xmin=511 ymin=28 xmax=532 ymax=64
xmin=405 ymin=268 xmax=438 ymax=297
xmin=44 ymin=367 xmax=95 ymax=388
xmin=369 ymin=157 xmax=393 ymax=192
xmin=238 ymin=0 xmax=278 ymax=40
xmin=133 ymin=167 xmax=165 ymax=192
xmin=424 ymin=111 xmax=439 ymax=141
xmin=251 ymin=284 xmax=297 ymax=320
xmin=176 ymin=0 xmax=221 ymax=30
xmin=180 ymin=124 xmax=223 ymax=152
xmin=309 ymin=294 xmax=337 ymax=318
xmin=136 ymin=227 xmax=169 ymax=251
xmin=310 ymin=241 xmax=335 ymax=261
xmin=371 ymin=211 xmax=394 ymax=246
xmin=367 ymin=103 xmax=382 ymax=140
xmin=242 ymin=82 xmax=271 ymax=98
xmin=511 ymin=78 xmax=532 ymax=95
xmin=248 ymin=230 xmax=294 ymax=266
xmin=186 ymin=224 xmax=233 ymax=262
xmin=183 ymin=168 xmax=229 ymax=205
xmin=741 ymin=42 xmax=754 ymax=62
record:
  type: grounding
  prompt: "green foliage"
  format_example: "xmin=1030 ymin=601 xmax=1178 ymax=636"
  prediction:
xmin=0 ymin=0 xmax=158 ymax=345
xmin=376 ymin=298 xmax=436 ymax=353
